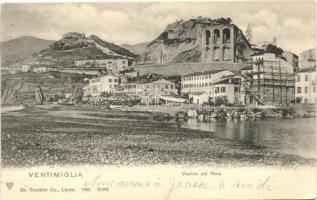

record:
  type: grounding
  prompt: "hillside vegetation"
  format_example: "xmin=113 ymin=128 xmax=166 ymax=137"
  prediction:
xmin=1 ymin=36 xmax=54 ymax=67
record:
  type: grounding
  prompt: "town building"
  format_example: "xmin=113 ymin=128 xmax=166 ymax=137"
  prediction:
xmin=122 ymin=79 xmax=177 ymax=96
xmin=300 ymin=48 xmax=316 ymax=69
xmin=181 ymin=69 xmax=234 ymax=96
xmin=191 ymin=75 xmax=240 ymax=105
xmin=74 ymin=58 xmax=128 ymax=74
xmin=240 ymin=52 xmax=295 ymax=106
xmin=33 ymin=66 xmax=47 ymax=73
xmin=21 ymin=64 xmax=32 ymax=72
xmin=282 ymin=51 xmax=299 ymax=71
xmin=88 ymin=74 xmax=119 ymax=96
xmin=121 ymin=68 xmax=139 ymax=78
xmin=295 ymin=66 xmax=316 ymax=104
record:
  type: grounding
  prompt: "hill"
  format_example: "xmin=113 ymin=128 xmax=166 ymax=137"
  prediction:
xmin=35 ymin=32 xmax=139 ymax=67
xmin=1 ymin=36 xmax=54 ymax=67
xmin=121 ymin=42 xmax=149 ymax=55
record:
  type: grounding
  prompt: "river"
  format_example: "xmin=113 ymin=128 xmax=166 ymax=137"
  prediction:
xmin=178 ymin=117 xmax=316 ymax=159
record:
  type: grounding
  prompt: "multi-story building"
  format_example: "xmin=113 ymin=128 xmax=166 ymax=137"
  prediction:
xmin=88 ymin=74 xmax=119 ymax=96
xmin=181 ymin=69 xmax=234 ymax=96
xmin=282 ymin=51 xmax=299 ymax=72
xmin=122 ymin=79 xmax=177 ymax=96
xmin=191 ymin=75 xmax=240 ymax=105
xmin=74 ymin=59 xmax=128 ymax=74
xmin=295 ymin=66 xmax=316 ymax=104
xmin=240 ymin=52 xmax=295 ymax=106
xmin=300 ymin=48 xmax=316 ymax=69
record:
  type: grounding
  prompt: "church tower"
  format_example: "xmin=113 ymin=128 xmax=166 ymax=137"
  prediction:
xmin=246 ymin=23 xmax=252 ymax=44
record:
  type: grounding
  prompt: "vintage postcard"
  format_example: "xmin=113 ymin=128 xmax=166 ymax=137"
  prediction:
xmin=1 ymin=1 xmax=316 ymax=199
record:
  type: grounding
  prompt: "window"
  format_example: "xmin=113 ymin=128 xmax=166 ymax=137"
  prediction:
xmin=314 ymin=87 xmax=316 ymax=93
xmin=205 ymin=30 xmax=211 ymax=45
xmin=109 ymin=79 xmax=112 ymax=82
xmin=171 ymin=85 xmax=173 ymax=89
xmin=213 ymin=29 xmax=220 ymax=44
xmin=221 ymin=87 xmax=226 ymax=93
xmin=297 ymin=75 xmax=300 ymax=82
xmin=305 ymin=87 xmax=308 ymax=93
xmin=223 ymin=28 xmax=231 ymax=43
xmin=305 ymin=74 xmax=309 ymax=81
xmin=205 ymin=83 xmax=208 ymax=87
xmin=114 ymin=79 xmax=118 ymax=82
xmin=297 ymin=87 xmax=301 ymax=94
xmin=215 ymin=87 xmax=219 ymax=93
xmin=165 ymin=85 xmax=168 ymax=89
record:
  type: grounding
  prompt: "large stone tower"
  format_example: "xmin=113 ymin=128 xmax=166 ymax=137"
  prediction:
xmin=201 ymin=23 xmax=253 ymax=63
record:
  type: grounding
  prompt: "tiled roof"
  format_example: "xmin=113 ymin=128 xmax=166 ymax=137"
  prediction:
xmin=182 ymin=69 xmax=228 ymax=77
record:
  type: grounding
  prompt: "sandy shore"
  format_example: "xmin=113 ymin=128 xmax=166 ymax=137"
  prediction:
xmin=1 ymin=104 xmax=315 ymax=167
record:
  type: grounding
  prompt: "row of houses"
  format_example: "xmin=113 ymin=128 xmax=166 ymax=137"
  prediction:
xmin=84 ymin=52 xmax=316 ymax=106
xmin=84 ymin=73 xmax=178 ymax=97
xmin=74 ymin=58 xmax=129 ymax=74
xmin=21 ymin=64 xmax=48 ymax=73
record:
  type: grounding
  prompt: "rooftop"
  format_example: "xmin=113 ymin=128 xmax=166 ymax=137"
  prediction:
xmin=182 ymin=69 xmax=229 ymax=77
xmin=297 ymin=66 xmax=316 ymax=73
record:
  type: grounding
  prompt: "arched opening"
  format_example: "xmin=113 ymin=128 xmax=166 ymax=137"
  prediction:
xmin=223 ymin=28 xmax=230 ymax=43
xmin=213 ymin=46 xmax=220 ymax=61
xmin=205 ymin=30 xmax=211 ymax=45
xmin=213 ymin=29 xmax=220 ymax=44
xmin=223 ymin=46 xmax=231 ymax=61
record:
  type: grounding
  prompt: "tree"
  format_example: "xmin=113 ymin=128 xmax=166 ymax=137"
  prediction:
xmin=265 ymin=44 xmax=283 ymax=57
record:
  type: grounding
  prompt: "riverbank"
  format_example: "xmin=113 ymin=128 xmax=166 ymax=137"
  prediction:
xmin=1 ymin=104 xmax=316 ymax=167
xmin=1 ymin=104 xmax=26 ymax=113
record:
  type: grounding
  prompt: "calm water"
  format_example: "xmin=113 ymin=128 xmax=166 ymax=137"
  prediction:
xmin=178 ymin=118 xmax=317 ymax=158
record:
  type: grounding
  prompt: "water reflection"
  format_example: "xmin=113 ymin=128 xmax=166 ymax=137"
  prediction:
xmin=179 ymin=118 xmax=316 ymax=158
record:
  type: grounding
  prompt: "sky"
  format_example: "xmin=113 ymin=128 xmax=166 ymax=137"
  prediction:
xmin=1 ymin=1 xmax=316 ymax=54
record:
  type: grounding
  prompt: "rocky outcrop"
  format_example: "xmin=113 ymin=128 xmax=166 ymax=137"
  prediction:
xmin=141 ymin=17 xmax=233 ymax=64
xmin=1 ymin=79 xmax=23 ymax=104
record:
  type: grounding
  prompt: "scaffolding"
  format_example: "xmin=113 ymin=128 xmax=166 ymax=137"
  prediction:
xmin=239 ymin=60 xmax=295 ymax=107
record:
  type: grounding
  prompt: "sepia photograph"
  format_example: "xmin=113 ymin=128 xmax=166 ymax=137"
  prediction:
xmin=1 ymin=0 xmax=316 ymax=199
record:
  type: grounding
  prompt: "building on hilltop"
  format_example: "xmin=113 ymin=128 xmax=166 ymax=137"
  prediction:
xmin=295 ymin=66 xmax=316 ymax=104
xmin=143 ymin=17 xmax=254 ymax=65
xmin=63 ymin=32 xmax=86 ymax=39
xmin=201 ymin=23 xmax=254 ymax=63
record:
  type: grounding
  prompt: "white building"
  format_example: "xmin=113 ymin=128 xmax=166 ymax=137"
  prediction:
xmin=33 ymin=66 xmax=47 ymax=73
xmin=190 ymin=75 xmax=240 ymax=105
xmin=21 ymin=64 xmax=32 ymax=72
xmin=181 ymin=69 xmax=234 ymax=96
xmin=295 ymin=66 xmax=316 ymax=104
xmin=122 ymin=79 xmax=177 ymax=96
xmin=74 ymin=58 xmax=128 ymax=74
xmin=88 ymin=74 xmax=119 ymax=96
xmin=252 ymin=53 xmax=294 ymax=77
